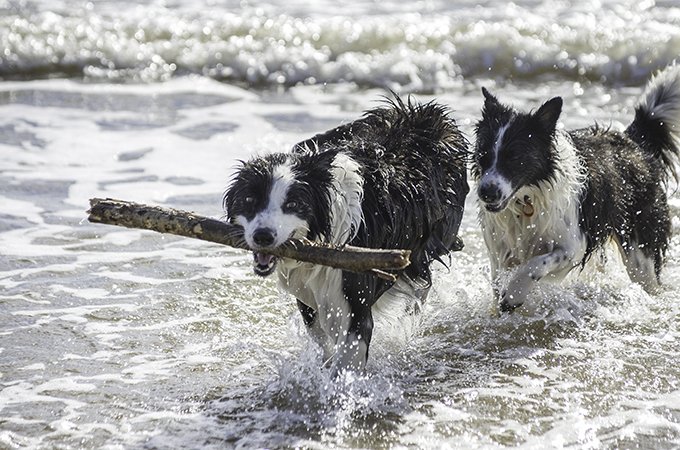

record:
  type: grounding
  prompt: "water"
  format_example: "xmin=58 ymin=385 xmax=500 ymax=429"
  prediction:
xmin=1 ymin=1 xmax=680 ymax=449
xmin=2 ymin=0 xmax=680 ymax=89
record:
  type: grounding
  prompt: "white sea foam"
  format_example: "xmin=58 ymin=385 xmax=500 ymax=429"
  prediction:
xmin=1 ymin=0 xmax=679 ymax=90
xmin=0 ymin=196 xmax=44 ymax=224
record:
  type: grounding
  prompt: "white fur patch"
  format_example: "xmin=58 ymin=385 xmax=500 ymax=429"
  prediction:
xmin=479 ymin=122 xmax=515 ymax=207
xmin=329 ymin=153 xmax=365 ymax=245
xmin=479 ymin=171 xmax=514 ymax=204
xmin=613 ymin=238 xmax=660 ymax=293
xmin=278 ymin=263 xmax=349 ymax=359
xmin=492 ymin=122 xmax=510 ymax=163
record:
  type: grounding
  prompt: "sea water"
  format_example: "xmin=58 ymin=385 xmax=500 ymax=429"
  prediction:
xmin=1 ymin=0 xmax=680 ymax=449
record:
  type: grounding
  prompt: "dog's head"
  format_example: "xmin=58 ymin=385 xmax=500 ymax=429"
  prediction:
xmin=473 ymin=87 xmax=562 ymax=213
xmin=224 ymin=150 xmax=336 ymax=276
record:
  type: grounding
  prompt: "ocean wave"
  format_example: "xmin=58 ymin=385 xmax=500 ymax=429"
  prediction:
xmin=1 ymin=1 xmax=679 ymax=91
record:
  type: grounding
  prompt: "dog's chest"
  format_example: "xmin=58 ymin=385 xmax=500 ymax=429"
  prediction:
xmin=482 ymin=198 xmax=583 ymax=268
xmin=276 ymin=261 xmax=344 ymax=311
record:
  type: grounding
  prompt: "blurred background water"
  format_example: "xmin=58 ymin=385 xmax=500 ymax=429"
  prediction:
xmin=1 ymin=1 xmax=680 ymax=449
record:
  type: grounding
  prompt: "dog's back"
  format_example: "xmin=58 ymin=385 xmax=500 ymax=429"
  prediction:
xmin=583 ymin=63 xmax=680 ymax=283
xmin=296 ymin=97 xmax=469 ymax=289
xmin=570 ymin=125 xmax=673 ymax=280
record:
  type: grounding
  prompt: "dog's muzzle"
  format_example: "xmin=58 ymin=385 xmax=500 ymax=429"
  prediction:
xmin=253 ymin=252 xmax=277 ymax=276
xmin=478 ymin=181 xmax=508 ymax=212
xmin=251 ymin=227 xmax=278 ymax=276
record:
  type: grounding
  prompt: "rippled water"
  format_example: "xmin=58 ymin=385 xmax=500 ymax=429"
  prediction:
xmin=2 ymin=1 xmax=680 ymax=449
xmin=2 ymin=0 xmax=680 ymax=89
xmin=1 ymin=77 xmax=679 ymax=449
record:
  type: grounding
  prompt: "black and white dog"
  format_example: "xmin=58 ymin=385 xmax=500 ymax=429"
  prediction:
xmin=473 ymin=64 xmax=680 ymax=312
xmin=224 ymin=97 xmax=468 ymax=374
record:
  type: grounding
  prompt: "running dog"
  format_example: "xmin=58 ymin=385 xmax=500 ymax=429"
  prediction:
xmin=224 ymin=97 xmax=469 ymax=374
xmin=473 ymin=65 xmax=680 ymax=312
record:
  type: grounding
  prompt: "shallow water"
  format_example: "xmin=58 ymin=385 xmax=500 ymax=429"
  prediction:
xmin=1 ymin=77 xmax=679 ymax=449
xmin=2 ymin=1 xmax=680 ymax=449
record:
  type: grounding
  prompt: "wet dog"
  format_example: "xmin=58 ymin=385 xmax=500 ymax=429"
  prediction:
xmin=224 ymin=97 xmax=469 ymax=374
xmin=473 ymin=65 xmax=680 ymax=312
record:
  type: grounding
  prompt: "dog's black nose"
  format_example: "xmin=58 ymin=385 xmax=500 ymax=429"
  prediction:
xmin=252 ymin=228 xmax=275 ymax=247
xmin=478 ymin=182 xmax=501 ymax=204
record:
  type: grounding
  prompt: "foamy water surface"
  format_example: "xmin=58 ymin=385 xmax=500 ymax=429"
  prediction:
xmin=2 ymin=0 xmax=680 ymax=89
xmin=2 ymin=1 xmax=680 ymax=449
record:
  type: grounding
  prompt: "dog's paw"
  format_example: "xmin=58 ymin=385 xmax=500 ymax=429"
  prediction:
xmin=499 ymin=273 xmax=534 ymax=313
xmin=499 ymin=290 xmax=523 ymax=313
xmin=499 ymin=293 xmax=523 ymax=313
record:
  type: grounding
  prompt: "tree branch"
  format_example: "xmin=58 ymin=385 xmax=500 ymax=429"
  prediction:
xmin=87 ymin=198 xmax=411 ymax=281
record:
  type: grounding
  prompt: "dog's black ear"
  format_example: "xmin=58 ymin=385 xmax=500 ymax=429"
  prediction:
xmin=481 ymin=87 xmax=500 ymax=108
xmin=480 ymin=87 xmax=506 ymax=120
xmin=534 ymin=97 xmax=562 ymax=133
xmin=293 ymin=148 xmax=337 ymax=184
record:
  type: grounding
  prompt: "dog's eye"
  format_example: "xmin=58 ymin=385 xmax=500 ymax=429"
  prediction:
xmin=239 ymin=196 xmax=256 ymax=210
xmin=285 ymin=201 xmax=298 ymax=210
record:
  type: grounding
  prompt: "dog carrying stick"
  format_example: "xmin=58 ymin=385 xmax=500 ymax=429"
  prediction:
xmin=87 ymin=198 xmax=410 ymax=281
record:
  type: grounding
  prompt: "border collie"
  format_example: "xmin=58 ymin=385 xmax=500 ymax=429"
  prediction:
xmin=473 ymin=64 xmax=680 ymax=312
xmin=224 ymin=97 xmax=469 ymax=375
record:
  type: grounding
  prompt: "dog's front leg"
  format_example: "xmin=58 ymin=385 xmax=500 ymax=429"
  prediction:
xmin=330 ymin=307 xmax=373 ymax=377
xmin=500 ymin=247 xmax=576 ymax=312
xmin=296 ymin=299 xmax=337 ymax=362
xmin=318 ymin=298 xmax=373 ymax=377
xmin=324 ymin=272 xmax=377 ymax=377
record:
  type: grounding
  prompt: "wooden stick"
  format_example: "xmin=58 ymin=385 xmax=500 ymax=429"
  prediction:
xmin=87 ymin=198 xmax=411 ymax=281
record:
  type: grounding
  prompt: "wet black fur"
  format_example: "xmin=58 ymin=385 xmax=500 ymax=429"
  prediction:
xmin=291 ymin=97 xmax=469 ymax=291
xmin=224 ymin=97 xmax=469 ymax=369
xmin=573 ymin=126 xmax=671 ymax=274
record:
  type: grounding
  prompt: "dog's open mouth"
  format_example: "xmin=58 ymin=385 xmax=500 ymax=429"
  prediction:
xmin=484 ymin=197 xmax=511 ymax=213
xmin=253 ymin=252 xmax=277 ymax=276
xmin=485 ymin=202 xmax=503 ymax=213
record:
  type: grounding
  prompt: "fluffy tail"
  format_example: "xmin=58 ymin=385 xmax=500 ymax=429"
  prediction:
xmin=626 ymin=63 xmax=680 ymax=180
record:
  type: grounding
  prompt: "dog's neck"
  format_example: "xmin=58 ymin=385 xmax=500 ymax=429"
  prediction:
xmin=508 ymin=130 xmax=585 ymax=220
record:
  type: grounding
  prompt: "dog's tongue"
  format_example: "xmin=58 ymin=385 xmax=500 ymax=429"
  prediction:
xmin=255 ymin=253 xmax=275 ymax=266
